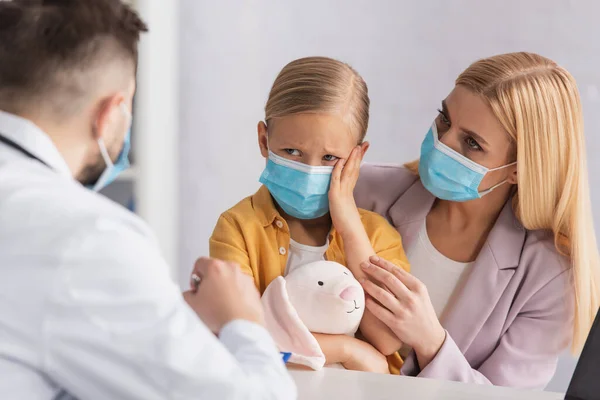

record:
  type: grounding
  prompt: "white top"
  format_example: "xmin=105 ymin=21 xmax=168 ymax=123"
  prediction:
xmin=0 ymin=110 xmax=296 ymax=400
xmin=285 ymin=238 xmax=329 ymax=276
xmin=405 ymin=221 xmax=474 ymax=318
xmin=290 ymin=368 xmax=563 ymax=400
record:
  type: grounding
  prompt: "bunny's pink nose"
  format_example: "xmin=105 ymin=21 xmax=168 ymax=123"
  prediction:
xmin=339 ymin=286 xmax=361 ymax=301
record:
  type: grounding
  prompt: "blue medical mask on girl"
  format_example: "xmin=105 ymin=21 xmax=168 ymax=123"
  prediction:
xmin=419 ymin=122 xmax=516 ymax=202
xmin=91 ymin=103 xmax=133 ymax=192
xmin=259 ymin=150 xmax=333 ymax=219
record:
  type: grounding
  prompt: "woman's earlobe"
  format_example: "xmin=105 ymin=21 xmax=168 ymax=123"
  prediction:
xmin=508 ymin=167 xmax=518 ymax=184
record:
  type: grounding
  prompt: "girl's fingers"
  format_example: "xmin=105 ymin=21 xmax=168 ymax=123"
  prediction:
xmin=354 ymin=145 xmax=364 ymax=170
xmin=331 ymin=158 xmax=346 ymax=188
xmin=341 ymin=147 xmax=360 ymax=186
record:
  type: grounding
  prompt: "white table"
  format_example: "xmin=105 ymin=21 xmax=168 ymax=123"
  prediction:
xmin=290 ymin=368 xmax=564 ymax=400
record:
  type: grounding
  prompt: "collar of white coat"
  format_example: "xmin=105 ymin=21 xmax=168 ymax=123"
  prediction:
xmin=0 ymin=109 xmax=72 ymax=178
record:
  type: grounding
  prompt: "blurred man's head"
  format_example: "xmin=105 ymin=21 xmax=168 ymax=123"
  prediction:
xmin=0 ymin=0 xmax=147 ymax=185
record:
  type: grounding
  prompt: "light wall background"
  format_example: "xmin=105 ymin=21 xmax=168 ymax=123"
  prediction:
xmin=177 ymin=0 xmax=600 ymax=392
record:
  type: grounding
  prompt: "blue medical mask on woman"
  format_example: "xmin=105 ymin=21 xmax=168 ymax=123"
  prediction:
xmin=91 ymin=103 xmax=133 ymax=192
xmin=259 ymin=150 xmax=333 ymax=219
xmin=419 ymin=122 xmax=516 ymax=202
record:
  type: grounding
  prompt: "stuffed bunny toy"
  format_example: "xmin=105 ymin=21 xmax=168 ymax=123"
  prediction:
xmin=261 ymin=260 xmax=365 ymax=370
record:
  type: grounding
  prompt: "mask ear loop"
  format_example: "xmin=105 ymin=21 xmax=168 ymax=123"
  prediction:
xmin=265 ymin=121 xmax=271 ymax=151
xmin=264 ymin=121 xmax=274 ymax=164
xmin=119 ymin=102 xmax=132 ymax=138
xmin=487 ymin=161 xmax=517 ymax=172
xmin=97 ymin=101 xmax=131 ymax=167
xmin=478 ymin=162 xmax=517 ymax=197
xmin=97 ymin=138 xmax=114 ymax=168
xmin=478 ymin=179 xmax=508 ymax=197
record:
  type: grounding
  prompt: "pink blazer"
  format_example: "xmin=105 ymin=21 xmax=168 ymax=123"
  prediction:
xmin=355 ymin=164 xmax=574 ymax=389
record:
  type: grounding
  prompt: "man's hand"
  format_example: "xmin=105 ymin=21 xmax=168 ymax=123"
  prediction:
xmin=183 ymin=257 xmax=264 ymax=334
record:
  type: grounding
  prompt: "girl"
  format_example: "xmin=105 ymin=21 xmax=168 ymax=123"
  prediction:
xmin=210 ymin=56 xmax=409 ymax=374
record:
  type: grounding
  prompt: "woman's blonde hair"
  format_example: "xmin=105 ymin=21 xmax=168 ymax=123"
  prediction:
xmin=409 ymin=52 xmax=599 ymax=352
xmin=265 ymin=56 xmax=370 ymax=141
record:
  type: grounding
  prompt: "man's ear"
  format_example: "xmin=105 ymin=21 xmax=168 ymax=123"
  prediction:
xmin=258 ymin=121 xmax=269 ymax=158
xmin=93 ymin=93 xmax=125 ymax=141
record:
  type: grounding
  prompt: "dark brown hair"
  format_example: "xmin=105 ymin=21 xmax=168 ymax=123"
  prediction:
xmin=0 ymin=0 xmax=148 ymax=115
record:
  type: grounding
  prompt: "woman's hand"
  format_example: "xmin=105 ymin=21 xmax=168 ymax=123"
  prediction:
xmin=328 ymin=144 xmax=367 ymax=237
xmin=360 ymin=256 xmax=446 ymax=370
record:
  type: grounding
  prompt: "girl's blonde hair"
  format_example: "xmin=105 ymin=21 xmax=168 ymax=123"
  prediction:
xmin=265 ymin=56 xmax=370 ymax=141
xmin=409 ymin=52 xmax=599 ymax=353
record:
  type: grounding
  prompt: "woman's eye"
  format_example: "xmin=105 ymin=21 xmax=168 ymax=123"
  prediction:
xmin=323 ymin=154 xmax=338 ymax=162
xmin=284 ymin=149 xmax=301 ymax=156
xmin=437 ymin=109 xmax=450 ymax=126
xmin=465 ymin=137 xmax=482 ymax=151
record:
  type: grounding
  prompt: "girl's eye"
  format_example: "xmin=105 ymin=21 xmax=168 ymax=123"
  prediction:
xmin=437 ymin=109 xmax=450 ymax=126
xmin=465 ymin=137 xmax=482 ymax=151
xmin=323 ymin=154 xmax=338 ymax=162
xmin=284 ymin=149 xmax=301 ymax=156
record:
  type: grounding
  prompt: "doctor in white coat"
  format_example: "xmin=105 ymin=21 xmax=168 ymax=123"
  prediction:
xmin=0 ymin=1 xmax=295 ymax=399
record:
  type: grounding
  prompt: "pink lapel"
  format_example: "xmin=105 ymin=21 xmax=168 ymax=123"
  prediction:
xmin=441 ymin=201 xmax=524 ymax=353
xmin=388 ymin=180 xmax=526 ymax=354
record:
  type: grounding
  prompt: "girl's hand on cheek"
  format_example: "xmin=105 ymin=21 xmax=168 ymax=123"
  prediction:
xmin=329 ymin=145 xmax=364 ymax=237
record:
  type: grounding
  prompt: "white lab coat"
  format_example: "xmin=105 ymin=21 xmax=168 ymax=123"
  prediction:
xmin=0 ymin=110 xmax=297 ymax=400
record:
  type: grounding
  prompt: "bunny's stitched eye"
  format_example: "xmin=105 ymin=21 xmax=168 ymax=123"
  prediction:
xmin=318 ymin=281 xmax=324 ymax=286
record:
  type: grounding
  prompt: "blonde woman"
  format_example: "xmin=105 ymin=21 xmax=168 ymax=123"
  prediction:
xmin=354 ymin=52 xmax=600 ymax=389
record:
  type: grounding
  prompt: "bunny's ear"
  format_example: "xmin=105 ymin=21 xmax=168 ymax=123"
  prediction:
xmin=261 ymin=276 xmax=326 ymax=370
